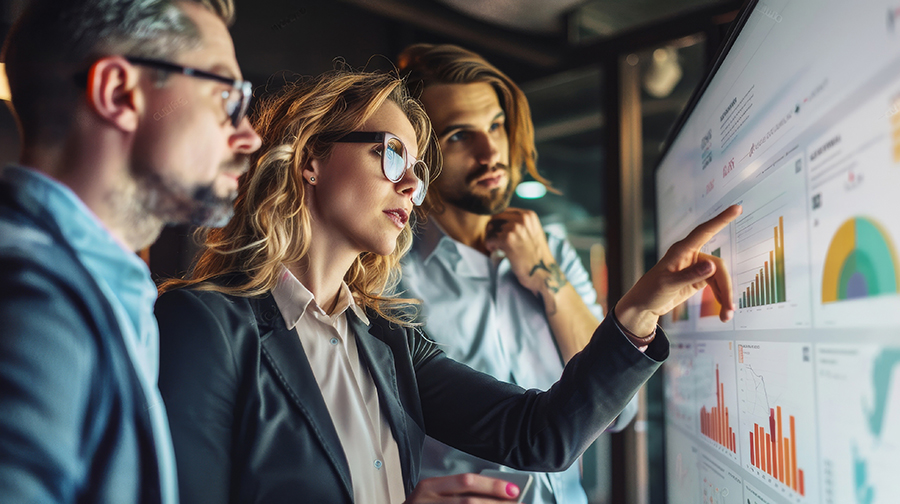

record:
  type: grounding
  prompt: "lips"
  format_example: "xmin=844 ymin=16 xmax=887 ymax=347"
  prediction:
xmin=475 ymin=171 xmax=505 ymax=188
xmin=383 ymin=208 xmax=409 ymax=228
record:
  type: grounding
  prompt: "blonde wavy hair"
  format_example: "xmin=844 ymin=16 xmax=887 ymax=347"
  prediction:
xmin=159 ymin=70 xmax=440 ymax=324
xmin=397 ymin=43 xmax=559 ymax=214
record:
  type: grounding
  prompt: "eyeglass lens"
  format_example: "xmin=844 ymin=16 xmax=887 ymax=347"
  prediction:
xmin=382 ymin=136 xmax=427 ymax=205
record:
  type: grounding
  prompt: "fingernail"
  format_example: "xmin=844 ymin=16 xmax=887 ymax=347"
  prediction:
xmin=697 ymin=261 xmax=713 ymax=274
xmin=506 ymin=483 xmax=520 ymax=497
xmin=723 ymin=309 xmax=734 ymax=320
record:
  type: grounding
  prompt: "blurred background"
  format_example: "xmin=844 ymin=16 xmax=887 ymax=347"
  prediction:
xmin=0 ymin=1 xmax=744 ymax=502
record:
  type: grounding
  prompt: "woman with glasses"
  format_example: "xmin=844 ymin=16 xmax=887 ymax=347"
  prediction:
xmin=155 ymin=69 xmax=739 ymax=504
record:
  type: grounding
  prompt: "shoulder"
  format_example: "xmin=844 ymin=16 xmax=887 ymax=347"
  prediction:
xmin=156 ymin=288 xmax=260 ymax=346
xmin=0 ymin=203 xmax=75 ymax=281
xmin=366 ymin=312 xmax=443 ymax=366
xmin=157 ymin=287 xmax=254 ymax=319
xmin=156 ymin=288 xmax=264 ymax=388
xmin=0 ymin=208 xmax=110 ymax=346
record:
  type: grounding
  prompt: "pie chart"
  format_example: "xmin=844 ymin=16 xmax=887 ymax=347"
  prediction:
xmin=821 ymin=217 xmax=900 ymax=303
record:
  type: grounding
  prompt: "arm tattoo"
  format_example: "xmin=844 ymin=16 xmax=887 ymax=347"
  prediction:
xmin=529 ymin=259 xmax=569 ymax=295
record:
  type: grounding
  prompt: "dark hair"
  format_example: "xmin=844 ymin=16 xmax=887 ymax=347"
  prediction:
xmin=1 ymin=0 xmax=235 ymax=144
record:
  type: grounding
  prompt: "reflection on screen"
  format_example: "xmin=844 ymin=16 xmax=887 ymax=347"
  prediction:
xmin=656 ymin=1 xmax=900 ymax=503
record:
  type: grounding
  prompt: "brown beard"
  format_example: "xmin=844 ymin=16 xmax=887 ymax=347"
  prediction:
xmin=443 ymin=163 xmax=515 ymax=215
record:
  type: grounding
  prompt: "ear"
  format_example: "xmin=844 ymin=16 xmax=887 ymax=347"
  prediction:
xmin=85 ymin=56 xmax=142 ymax=133
xmin=304 ymin=158 xmax=321 ymax=184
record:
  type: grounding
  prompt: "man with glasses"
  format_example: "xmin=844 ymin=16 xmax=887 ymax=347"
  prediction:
xmin=0 ymin=0 xmax=260 ymax=502
xmin=397 ymin=44 xmax=638 ymax=504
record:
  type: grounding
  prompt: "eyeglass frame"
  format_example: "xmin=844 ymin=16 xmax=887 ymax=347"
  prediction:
xmin=333 ymin=131 xmax=430 ymax=206
xmin=122 ymin=56 xmax=253 ymax=128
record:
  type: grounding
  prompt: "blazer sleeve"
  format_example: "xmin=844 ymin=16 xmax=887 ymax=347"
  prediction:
xmin=157 ymin=289 xmax=242 ymax=504
xmin=0 ymin=256 xmax=99 ymax=503
xmin=412 ymin=315 xmax=668 ymax=472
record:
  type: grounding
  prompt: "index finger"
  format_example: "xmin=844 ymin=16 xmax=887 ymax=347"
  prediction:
xmin=679 ymin=204 xmax=742 ymax=251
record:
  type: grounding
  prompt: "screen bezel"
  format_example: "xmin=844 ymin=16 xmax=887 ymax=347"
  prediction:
xmin=653 ymin=0 xmax=759 ymax=172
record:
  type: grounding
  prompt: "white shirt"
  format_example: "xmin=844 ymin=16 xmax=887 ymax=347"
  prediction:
xmin=271 ymin=265 xmax=405 ymax=504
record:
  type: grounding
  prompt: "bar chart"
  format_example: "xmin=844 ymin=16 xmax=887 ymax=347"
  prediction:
xmin=737 ymin=341 xmax=817 ymax=502
xmin=738 ymin=216 xmax=786 ymax=309
xmin=700 ymin=364 xmax=737 ymax=453
xmin=747 ymin=406 xmax=805 ymax=496
xmin=731 ymin=157 xmax=811 ymax=329
xmin=696 ymin=340 xmax=740 ymax=463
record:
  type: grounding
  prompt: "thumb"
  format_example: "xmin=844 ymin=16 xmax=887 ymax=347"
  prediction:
xmin=672 ymin=259 xmax=715 ymax=287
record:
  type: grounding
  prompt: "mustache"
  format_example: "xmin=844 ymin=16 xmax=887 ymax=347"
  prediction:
xmin=222 ymin=154 xmax=252 ymax=178
xmin=465 ymin=163 xmax=509 ymax=185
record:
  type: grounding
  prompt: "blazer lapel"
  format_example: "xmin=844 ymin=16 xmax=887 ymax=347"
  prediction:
xmin=349 ymin=314 xmax=416 ymax=491
xmin=251 ymin=295 xmax=354 ymax=502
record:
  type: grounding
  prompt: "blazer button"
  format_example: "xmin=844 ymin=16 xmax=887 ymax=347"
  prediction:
xmin=374 ymin=460 xmax=383 ymax=469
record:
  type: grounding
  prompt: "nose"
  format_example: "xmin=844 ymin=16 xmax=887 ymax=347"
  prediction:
xmin=474 ymin=131 xmax=502 ymax=168
xmin=230 ymin=116 xmax=263 ymax=154
xmin=395 ymin=164 xmax=419 ymax=202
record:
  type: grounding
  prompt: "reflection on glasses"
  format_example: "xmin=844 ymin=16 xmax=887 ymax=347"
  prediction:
xmin=124 ymin=57 xmax=252 ymax=128
xmin=334 ymin=131 xmax=429 ymax=206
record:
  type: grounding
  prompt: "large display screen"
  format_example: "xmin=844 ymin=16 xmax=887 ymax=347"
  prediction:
xmin=655 ymin=1 xmax=900 ymax=503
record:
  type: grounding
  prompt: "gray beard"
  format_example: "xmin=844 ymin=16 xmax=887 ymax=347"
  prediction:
xmin=138 ymin=174 xmax=236 ymax=227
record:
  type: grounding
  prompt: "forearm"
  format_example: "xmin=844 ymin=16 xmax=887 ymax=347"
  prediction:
xmin=540 ymin=282 xmax=601 ymax=362
xmin=417 ymin=316 xmax=667 ymax=471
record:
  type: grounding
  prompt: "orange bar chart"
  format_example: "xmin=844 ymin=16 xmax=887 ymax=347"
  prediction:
xmin=748 ymin=406 xmax=805 ymax=496
xmin=699 ymin=365 xmax=737 ymax=452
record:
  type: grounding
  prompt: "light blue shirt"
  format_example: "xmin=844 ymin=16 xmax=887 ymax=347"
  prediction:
xmin=400 ymin=220 xmax=634 ymax=504
xmin=4 ymin=166 xmax=178 ymax=504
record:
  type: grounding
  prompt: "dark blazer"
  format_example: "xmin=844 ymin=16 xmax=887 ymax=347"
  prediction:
xmin=0 ymin=178 xmax=162 ymax=503
xmin=156 ymin=287 xmax=668 ymax=504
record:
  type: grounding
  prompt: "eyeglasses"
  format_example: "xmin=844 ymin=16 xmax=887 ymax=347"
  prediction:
xmin=334 ymin=131 xmax=429 ymax=206
xmin=125 ymin=57 xmax=252 ymax=128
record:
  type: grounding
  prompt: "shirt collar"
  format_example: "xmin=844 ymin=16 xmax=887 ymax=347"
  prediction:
xmin=271 ymin=264 xmax=369 ymax=329
xmin=411 ymin=218 xmax=493 ymax=278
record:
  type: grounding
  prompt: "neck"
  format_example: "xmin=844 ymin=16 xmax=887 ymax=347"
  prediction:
xmin=284 ymin=227 xmax=359 ymax=316
xmin=431 ymin=203 xmax=493 ymax=254
xmin=20 ymin=126 xmax=163 ymax=252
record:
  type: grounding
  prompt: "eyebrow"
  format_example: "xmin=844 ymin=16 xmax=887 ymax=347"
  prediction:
xmin=437 ymin=111 xmax=506 ymax=138
xmin=207 ymin=64 xmax=240 ymax=81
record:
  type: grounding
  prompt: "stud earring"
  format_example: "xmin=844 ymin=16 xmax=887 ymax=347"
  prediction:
xmin=309 ymin=176 xmax=316 ymax=183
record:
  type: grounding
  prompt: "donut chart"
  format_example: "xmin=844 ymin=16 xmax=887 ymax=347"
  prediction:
xmin=821 ymin=217 xmax=900 ymax=303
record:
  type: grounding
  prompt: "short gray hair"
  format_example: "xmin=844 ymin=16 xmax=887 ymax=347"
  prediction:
xmin=1 ymin=0 xmax=235 ymax=143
